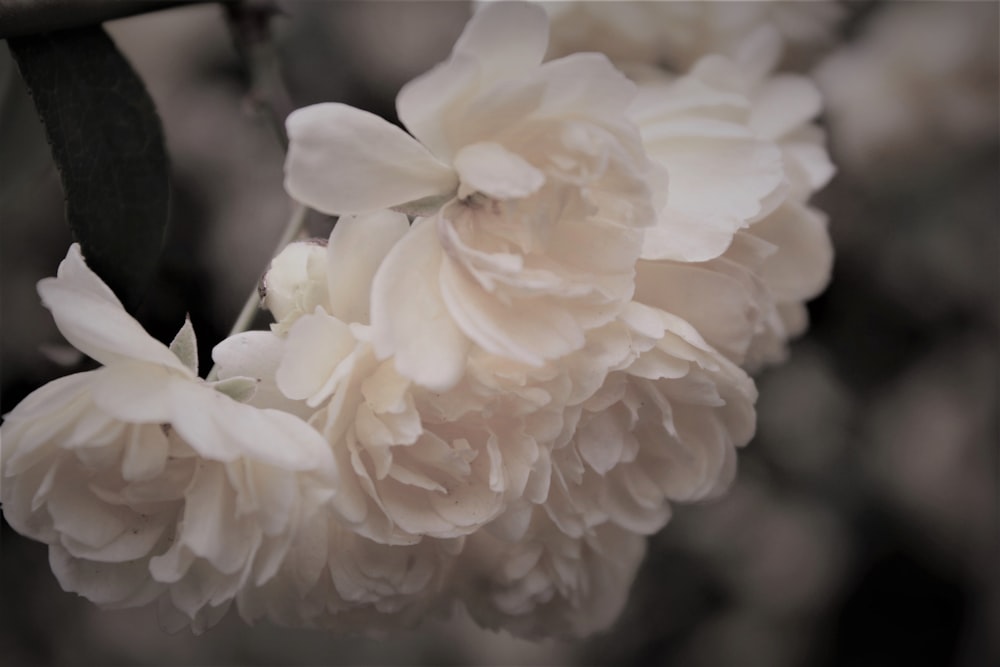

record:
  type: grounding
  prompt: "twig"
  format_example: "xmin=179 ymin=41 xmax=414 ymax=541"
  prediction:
xmin=205 ymin=201 xmax=308 ymax=381
xmin=0 ymin=0 xmax=222 ymax=39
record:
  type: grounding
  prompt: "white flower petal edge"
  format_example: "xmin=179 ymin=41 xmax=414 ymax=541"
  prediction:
xmin=1 ymin=244 xmax=338 ymax=631
xmin=460 ymin=513 xmax=646 ymax=639
xmin=37 ymin=245 xmax=190 ymax=373
xmin=285 ymin=104 xmax=457 ymax=215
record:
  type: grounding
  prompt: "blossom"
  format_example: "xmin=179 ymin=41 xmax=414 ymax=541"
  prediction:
xmin=459 ymin=513 xmax=646 ymax=639
xmin=0 ymin=245 xmax=338 ymax=631
xmin=815 ymin=1 xmax=999 ymax=183
xmin=284 ymin=1 xmax=655 ymax=391
xmin=230 ymin=212 xmax=554 ymax=545
xmin=539 ymin=0 xmax=843 ymax=72
xmin=450 ymin=303 xmax=756 ymax=638
xmin=542 ymin=304 xmax=757 ymax=539
xmin=234 ymin=510 xmax=462 ymax=630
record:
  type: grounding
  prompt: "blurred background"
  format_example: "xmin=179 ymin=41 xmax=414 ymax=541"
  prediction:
xmin=1 ymin=2 xmax=996 ymax=665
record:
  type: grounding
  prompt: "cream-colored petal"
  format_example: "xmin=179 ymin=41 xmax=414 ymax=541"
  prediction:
xmin=284 ymin=103 xmax=457 ymax=215
xmin=38 ymin=249 xmax=190 ymax=374
xmin=454 ymin=2 xmax=549 ymax=83
xmin=276 ymin=311 xmax=356 ymax=405
xmin=370 ymin=218 xmax=470 ymax=391
xmin=749 ymin=74 xmax=822 ymax=141
xmin=326 ymin=210 xmax=410 ymax=325
xmin=453 ymin=141 xmax=545 ymax=200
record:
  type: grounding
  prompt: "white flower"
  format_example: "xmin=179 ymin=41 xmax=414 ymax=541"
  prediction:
xmin=260 ymin=238 xmax=330 ymax=334
xmin=233 ymin=212 xmax=553 ymax=545
xmin=539 ymin=0 xmax=843 ymax=72
xmin=235 ymin=511 xmax=462 ymax=630
xmin=0 ymin=245 xmax=338 ymax=631
xmin=542 ymin=304 xmax=758 ymax=540
xmin=284 ymin=1 xmax=655 ymax=391
xmin=815 ymin=2 xmax=999 ymax=183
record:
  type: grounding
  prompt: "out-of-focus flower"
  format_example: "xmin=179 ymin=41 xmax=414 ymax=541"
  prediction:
xmin=235 ymin=511 xmax=463 ymax=630
xmin=284 ymin=1 xmax=654 ymax=392
xmin=539 ymin=0 xmax=843 ymax=72
xmin=815 ymin=2 xmax=998 ymax=183
xmin=0 ymin=245 xmax=338 ymax=631
xmin=459 ymin=512 xmax=646 ymax=639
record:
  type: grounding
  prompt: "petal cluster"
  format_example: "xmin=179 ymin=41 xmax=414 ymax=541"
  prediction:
xmin=2 ymin=0 xmax=835 ymax=640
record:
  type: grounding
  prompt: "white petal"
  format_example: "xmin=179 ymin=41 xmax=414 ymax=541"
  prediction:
xmin=731 ymin=25 xmax=782 ymax=86
xmin=439 ymin=256 xmax=586 ymax=366
xmin=454 ymin=2 xmax=549 ymax=83
xmin=276 ymin=311 xmax=356 ymax=405
xmin=395 ymin=3 xmax=548 ymax=159
xmin=750 ymin=75 xmax=823 ymax=141
xmin=177 ymin=463 xmax=253 ymax=574
xmin=121 ymin=423 xmax=169 ymax=482
xmin=642 ymin=134 xmax=785 ymax=264
xmin=212 ymin=332 xmax=310 ymax=417
xmin=534 ymin=52 xmax=638 ymax=119
xmin=2 ymin=372 xmax=96 ymax=474
xmin=326 ymin=210 xmax=410 ymax=325
xmin=453 ymin=141 xmax=545 ymax=200
xmin=753 ymin=203 xmax=833 ymax=301
xmin=783 ymin=128 xmax=836 ymax=194
xmin=396 ymin=53 xmax=480 ymax=161
xmin=370 ymin=218 xmax=470 ymax=391
xmin=261 ymin=240 xmax=329 ymax=328
xmin=284 ymin=103 xmax=457 ymax=215
xmin=635 ymin=260 xmax=756 ymax=363
xmin=170 ymin=382 xmax=335 ymax=473
xmin=38 ymin=253 xmax=190 ymax=374
xmin=641 ymin=207 xmax=736 ymax=262
xmin=50 ymin=543 xmax=162 ymax=607
xmin=90 ymin=363 xmax=174 ymax=424
xmin=56 ymin=244 xmax=123 ymax=308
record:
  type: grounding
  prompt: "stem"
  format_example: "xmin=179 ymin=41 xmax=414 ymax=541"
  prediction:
xmin=205 ymin=201 xmax=308 ymax=380
xmin=205 ymin=0 xmax=302 ymax=382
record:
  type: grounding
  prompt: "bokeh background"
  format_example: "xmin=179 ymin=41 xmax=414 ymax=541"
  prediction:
xmin=1 ymin=2 xmax=996 ymax=665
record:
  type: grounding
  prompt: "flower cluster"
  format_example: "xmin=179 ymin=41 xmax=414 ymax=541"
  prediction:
xmin=1 ymin=2 xmax=833 ymax=638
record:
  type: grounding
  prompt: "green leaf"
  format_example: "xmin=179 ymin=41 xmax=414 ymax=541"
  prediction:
xmin=8 ymin=25 xmax=169 ymax=315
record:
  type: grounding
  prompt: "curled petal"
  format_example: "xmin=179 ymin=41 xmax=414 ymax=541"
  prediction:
xmin=38 ymin=245 xmax=190 ymax=374
xmin=370 ymin=218 xmax=470 ymax=391
xmin=453 ymin=141 xmax=545 ymax=200
xmin=326 ymin=211 xmax=410 ymax=325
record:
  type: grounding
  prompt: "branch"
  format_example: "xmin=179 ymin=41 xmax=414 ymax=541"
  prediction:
xmin=0 ymin=0 xmax=222 ymax=39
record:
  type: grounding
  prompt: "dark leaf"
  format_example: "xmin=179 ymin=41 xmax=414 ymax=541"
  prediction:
xmin=8 ymin=25 xmax=169 ymax=315
xmin=0 ymin=1 xmax=211 ymax=40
